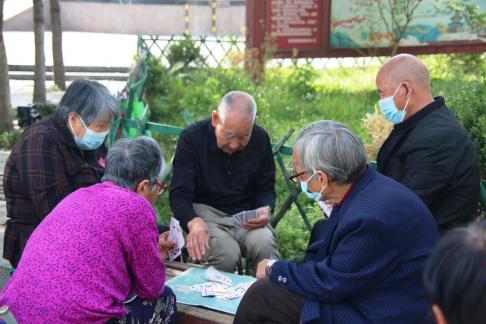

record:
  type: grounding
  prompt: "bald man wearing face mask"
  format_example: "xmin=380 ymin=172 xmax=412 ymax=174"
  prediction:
xmin=376 ymin=54 xmax=480 ymax=233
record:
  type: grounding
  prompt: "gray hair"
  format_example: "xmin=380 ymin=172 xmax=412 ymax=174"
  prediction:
xmin=217 ymin=91 xmax=257 ymax=123
xmin=294 ymin=120 xmax=368 ymax=184
xmin=101 ymin=136 xmax=165 ymax=190
xmin=55 ymin=79 xmax=119 ymax=124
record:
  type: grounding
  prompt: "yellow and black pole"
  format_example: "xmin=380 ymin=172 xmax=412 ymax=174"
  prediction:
xmin=211 ymin=0 xmax=217 ymax=34
xmin=184 ymin=3 xmax=190 ymax=36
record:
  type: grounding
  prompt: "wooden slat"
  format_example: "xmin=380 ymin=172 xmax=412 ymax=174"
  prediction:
xmin=8 ymin=65 xmax=130 ymax=73
xmin=176 ymin=304 xmax=233 ymax=324
xmin=9 ymin=74 xmax=128 ymax=82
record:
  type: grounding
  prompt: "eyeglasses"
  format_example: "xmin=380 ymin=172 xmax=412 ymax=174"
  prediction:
xmin=288 ymin=170 xmax=307 ymax=183
xmin=155 ymin=180 xmax=168 ymax=196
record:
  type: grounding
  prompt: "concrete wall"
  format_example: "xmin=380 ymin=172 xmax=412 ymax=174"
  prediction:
xmin=4 ymin=2 xmax=246 ymax=36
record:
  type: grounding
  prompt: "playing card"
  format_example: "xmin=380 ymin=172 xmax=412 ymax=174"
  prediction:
xmin=232 ymin=211 xmax=245 ymax=225
xmin=191 ymin=282 xmax=227 ymax=292
xmin=168 ymin=217 xmax=185 ymax=261
xmin=204 ymin=266 xmax=232 ymax=286
xmin=243 ymin=210 xmax=258 ymax=222
xmin=224 ymin=282 xmax=254 ymax=300
xmin=201 ymin=286 xmax=216 ymax=297
xmin=190 ymin=279 xmax=254 ymax=299
xmin=232 ymin=210 xmax=259 ymax=226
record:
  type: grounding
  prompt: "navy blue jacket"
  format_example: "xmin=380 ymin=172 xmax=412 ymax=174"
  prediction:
xmin=269 ymin=168 xmax=439 ymax=323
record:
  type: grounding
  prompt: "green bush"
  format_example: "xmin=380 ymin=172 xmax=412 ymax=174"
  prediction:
xmin=166 ymin=36 xmax=203 ymax=69
xmin=444 ymin=77 xmax=486 ymax=178
xmin=35 ymin=102 xmax=57 ymax=117
xmin=0 ymin=130 xmax=22 ymax=150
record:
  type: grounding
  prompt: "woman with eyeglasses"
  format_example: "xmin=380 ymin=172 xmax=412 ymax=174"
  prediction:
xmin=0 ymin=137 xmax=177 ymax=324
xmin=3 ymin=80 xmax=119 ymax=269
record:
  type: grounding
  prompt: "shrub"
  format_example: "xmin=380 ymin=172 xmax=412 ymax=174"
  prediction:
xmin=361 ymin=106 xmax=393 ymax=161
xmin=445 ymin=77 xmax=486 ymax=178
xmin=35 ymin=102 xmax=57 ymax=117
xmin=0 ymin=130 xmax=22 ymax=150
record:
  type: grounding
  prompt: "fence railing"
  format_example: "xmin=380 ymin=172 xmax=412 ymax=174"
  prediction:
xmin=137 ymin=35 xmax=386 ymax=70
xmin=8 ymin=65 xmax=129 ymax=81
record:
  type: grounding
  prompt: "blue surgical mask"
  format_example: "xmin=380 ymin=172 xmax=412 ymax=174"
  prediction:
xmin=378 ymin=83 xmax=411 ymax=124
xmin=70 ymin=116 xmax=108 ymax=150
xmin=300 ymin=172 xmax=324 ymax=201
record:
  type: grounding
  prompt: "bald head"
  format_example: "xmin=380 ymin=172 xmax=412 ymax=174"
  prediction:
xmin=375 ymin=54 xmax=435 ymax=119
xmin=377 ymin=54 xmax=431 ymax=92
xmin=217 ymin=91 xmax=257 ymax=124
xmin=212 ymin=91 xmax=257 ymax=155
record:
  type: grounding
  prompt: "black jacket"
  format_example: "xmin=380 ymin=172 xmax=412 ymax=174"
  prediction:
xmin=377 ymin=97 xmax=480 ymax=232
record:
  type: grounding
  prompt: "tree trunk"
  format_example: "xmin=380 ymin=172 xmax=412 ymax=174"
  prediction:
xmin=50 ymin=0 xmax=65 ymax=90
xmin=33 ymin=0 xmax=46 ymax=103
xmin=0 ymin=0 xmax=13 ymax=131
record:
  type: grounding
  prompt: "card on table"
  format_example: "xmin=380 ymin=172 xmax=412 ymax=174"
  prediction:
xmin=166 ymin=267 xmax=257 ymax=314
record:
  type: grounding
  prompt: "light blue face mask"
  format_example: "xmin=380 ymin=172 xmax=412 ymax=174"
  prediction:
xmin=70 ymin=116 xmax=108 ymax=150
xmin=378 ymin=83 xmax=411 ymax=124
xmin=300 ymin=172 xmax=324 ymax=201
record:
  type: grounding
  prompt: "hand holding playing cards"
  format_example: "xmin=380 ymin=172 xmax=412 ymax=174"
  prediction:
xmin=158 ymin=231 xmax=175 ymax=260
xmin=242 ymin=206 xmax=270 ymax=230
xmin=187 ymin=217 xmax=210 ymax=261
xmin=256 ymin=259 xmax=269 ymax=279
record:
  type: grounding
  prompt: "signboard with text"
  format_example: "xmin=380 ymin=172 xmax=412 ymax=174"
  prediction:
xmin=246 ymin=0 xmax=486 ymax=58
xmin=267 ymin=0 xmax=323 ymax=50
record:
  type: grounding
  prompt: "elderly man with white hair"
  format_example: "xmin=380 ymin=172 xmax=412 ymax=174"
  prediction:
xmin=169 ymin=91 xmax=278 ymax=273
xmin=376 ymin=54 xmax=480 ymax=232
xmin=235 ymin=120 xmax=438 ymax=324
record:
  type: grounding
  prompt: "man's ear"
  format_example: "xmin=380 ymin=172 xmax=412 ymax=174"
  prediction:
xmin=136 ymin=179 xmax=150 ymax=194
xmin=402 ymin=81 xmax=413 ymax=97
xmin=432 ymin=304 xmax=447 ymax=324
xmin=211 ymin=111 xmax=219 ymax=128
xmin=315 ymin=170 xmax=329 ymax=188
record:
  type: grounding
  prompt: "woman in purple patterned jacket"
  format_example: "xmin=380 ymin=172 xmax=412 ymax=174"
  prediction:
xmin=0 ymin=136 xmax=177 ymax=324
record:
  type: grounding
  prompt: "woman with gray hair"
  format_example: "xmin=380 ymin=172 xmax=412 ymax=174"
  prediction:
xmin=3 ymin=79 xmax=119 ymax=269
xmin=235 ymin=120 xmax=439 ymax=324
xmin=0 ymin=136 xmax=177 ymax=323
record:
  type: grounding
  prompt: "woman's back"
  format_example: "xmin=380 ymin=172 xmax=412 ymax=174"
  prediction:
xmin=0 ymin=182 xmax=165 ymax=324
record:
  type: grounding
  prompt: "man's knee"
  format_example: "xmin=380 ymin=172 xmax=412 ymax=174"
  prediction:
xmin=207 ymin=237 xmax=241 ymax=272
xmin=245 ymin=227 xmax=278 ymax=259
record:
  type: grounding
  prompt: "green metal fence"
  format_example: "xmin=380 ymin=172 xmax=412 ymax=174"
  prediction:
xmin=137 ymin=35 xmax=386 ymax=70
xmin=138 ymin=35 xmax=246 ymax=68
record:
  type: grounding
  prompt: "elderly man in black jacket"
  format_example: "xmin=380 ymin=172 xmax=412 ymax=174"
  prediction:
xmin=376 ymin=54 xmax=480 ymax=232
